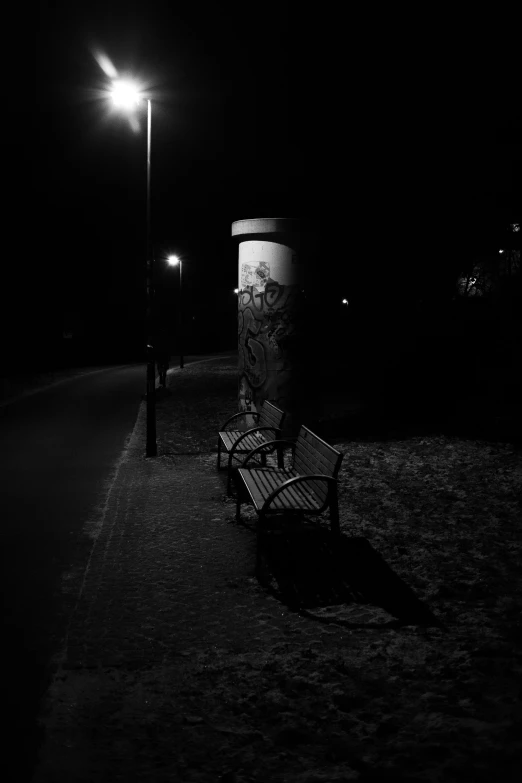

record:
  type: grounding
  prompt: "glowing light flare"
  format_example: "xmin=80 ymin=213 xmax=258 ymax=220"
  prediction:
xmin=342 ymin=298 xmax=349 ymax=305
xmin=93 ymin=49 xmax=118 ymax=79
xmin=167 ymin=255 xmax=180 ymax=266
xmin=110 ymin=79 xmax=142 ymax=110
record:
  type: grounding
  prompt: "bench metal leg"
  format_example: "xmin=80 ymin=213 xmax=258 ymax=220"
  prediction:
xmin=228 ymin=449 xmax=242 ymax=495
xmin=227 ymin=456 xmax=234 ymax=496
xmin=227 ymin=450 xmax=232 ymax=495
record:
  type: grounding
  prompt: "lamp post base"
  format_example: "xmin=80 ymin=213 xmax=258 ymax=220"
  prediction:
xmin=146 ymin=346 xmax=157 ymax=457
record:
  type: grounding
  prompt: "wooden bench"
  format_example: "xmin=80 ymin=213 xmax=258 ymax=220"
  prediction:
xmin=235 ymin=425 xmax=344 ymax=576
xmin=217 ymin=400 xmax=286 ymax=495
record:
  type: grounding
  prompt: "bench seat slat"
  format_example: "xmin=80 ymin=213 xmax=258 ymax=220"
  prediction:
xmin=238 ymin=468 xmax=322 ymax=512
xmin=219 ymin=402 xmax=285 ymax=457
xmin=219 ymin=430 xmax=269 ymax=453
xmin=252 ymin=469 xmax=315 ymax=510
xmin=244 ymin=468 xmax=293 ymax=507
xmin=218 ymin=402 xmax=287 ymax=500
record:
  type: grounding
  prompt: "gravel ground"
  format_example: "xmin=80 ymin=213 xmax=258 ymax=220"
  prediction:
xmin=31 ymin=357 xmax=522 ymax=783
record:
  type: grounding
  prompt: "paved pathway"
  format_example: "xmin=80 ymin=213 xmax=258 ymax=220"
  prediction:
xmin=0 ymin=363 xmax=145 ymax=781
xmin=30 ymin=362 xmax=369 ymax=782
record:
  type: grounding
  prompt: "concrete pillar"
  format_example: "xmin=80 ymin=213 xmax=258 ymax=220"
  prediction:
xmin=232 ymin=217 xmax=310 ymax=438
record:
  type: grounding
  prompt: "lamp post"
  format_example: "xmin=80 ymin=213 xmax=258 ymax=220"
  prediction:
xmin=110 ymin=80 xmax=156 ymax=457
xmin=167 ymin=255 xmax=183 ymax=368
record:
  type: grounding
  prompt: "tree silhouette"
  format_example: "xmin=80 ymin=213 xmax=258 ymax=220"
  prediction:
xmin=456 ymin=248 xmax=520 ymax=300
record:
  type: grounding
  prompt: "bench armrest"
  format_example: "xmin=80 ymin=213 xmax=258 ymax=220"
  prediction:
xmin=261 ymin=474 xmax=338 ymax=515
xmin=240 ymin=439 xmax=296 ymax=468
xmin=230 ymin=426 xmax=282 ymax=455
xmin=219 ymin=410 xmax=260 ymax=430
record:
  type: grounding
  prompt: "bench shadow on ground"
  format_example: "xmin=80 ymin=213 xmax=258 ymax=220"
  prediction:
xmin=252 ymin=517 xmax=444 ymax=630
xmin=222 ymin=451 xmax=443 ymax=631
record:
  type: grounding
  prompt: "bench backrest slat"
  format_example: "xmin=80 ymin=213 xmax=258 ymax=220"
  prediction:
xmin=294 ymin=448 xmax=335 ymax=480
xmin=296 ymin=439 xmax=339 ymax=474
xmin=258 ymin=400 xmax=285 ymax=438
xmin=293 ymin=425 xmax=343 ymax=505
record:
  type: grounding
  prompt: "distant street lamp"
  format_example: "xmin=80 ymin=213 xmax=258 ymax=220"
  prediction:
xmin=109 ymin=79 xmax=156 ymax=457
xmin=167 ymin=255 xmax=184 ymax=368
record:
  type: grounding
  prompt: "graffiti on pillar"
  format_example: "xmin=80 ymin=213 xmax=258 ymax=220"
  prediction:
xmin=238 ymin=274 xmax=303 ymax=417
xmin=238 ymin=306 xmax=267 ymax=389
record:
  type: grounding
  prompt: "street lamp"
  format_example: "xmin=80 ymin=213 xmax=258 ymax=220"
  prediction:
xmin=109 ymin=79 xmax=156 ymax=457
xmin=167 ymin=255 xmax=184 ymax=368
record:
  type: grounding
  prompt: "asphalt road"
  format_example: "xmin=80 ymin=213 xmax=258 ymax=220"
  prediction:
xmin=0 ymin=363 xmax=145 ymax=781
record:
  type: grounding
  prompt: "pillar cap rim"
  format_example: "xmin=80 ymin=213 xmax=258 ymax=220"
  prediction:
xmin=231 ymin=218 xmax=300 ymax=237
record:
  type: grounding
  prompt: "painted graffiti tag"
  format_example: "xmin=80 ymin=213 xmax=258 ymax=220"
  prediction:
xmin=238 ymin=279 xmax=304 ymax=410
xmin=238 ymin=280 xmax=290 ymax=311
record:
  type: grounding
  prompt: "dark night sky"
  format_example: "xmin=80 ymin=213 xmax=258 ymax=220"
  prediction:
xmin=6 ymin=1 xmax=521 ymax=361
